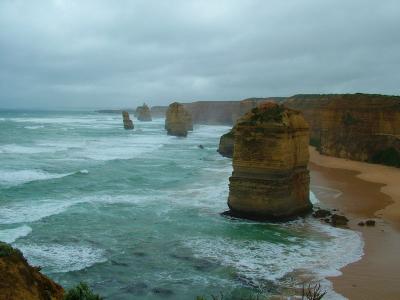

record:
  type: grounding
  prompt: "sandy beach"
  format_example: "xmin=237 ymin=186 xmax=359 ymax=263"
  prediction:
xmin=309 ymin=147 xmax=400 ymax=300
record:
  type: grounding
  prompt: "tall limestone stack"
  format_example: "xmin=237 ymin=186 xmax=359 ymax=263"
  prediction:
xmin=136 ymin=103 xmax=152 ymax=121
xmin=122 ymin=111 xmax=134 ymax=129
xmin=285 ymin=94 xmax=400 ymax=167
xmin=165 ymin=102 xmax=193 ymax=137
xmin=227 ymin=102 xmax=312 ymax=220
xmin=218 ymin=128 xmax=235 ymax=158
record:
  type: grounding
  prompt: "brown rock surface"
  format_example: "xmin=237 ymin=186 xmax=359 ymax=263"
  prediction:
xmin=218 ymin=128 xmax=235 ymax=158
xmin=227 ymin=103 xmax=312 ymax=220
xmin=285 ymin=93 xmax=400 ymax=167
xmin=136 ymin=103 xmax=152 ymax=121
xmin=0 ymin=242 xmax=64 ymax=300
xmin=122 ymin=111 xmax=134 ymax=129
xmin=165 ymin=102 xmax=193 ymax=137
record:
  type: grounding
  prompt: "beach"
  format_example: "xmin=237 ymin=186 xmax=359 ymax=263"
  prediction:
xmin=309 ymin=147 xmax=400 ymax=300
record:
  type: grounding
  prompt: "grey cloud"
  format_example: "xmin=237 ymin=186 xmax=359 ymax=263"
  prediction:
xmin=0 ymin=0 xmax=399 ymax=109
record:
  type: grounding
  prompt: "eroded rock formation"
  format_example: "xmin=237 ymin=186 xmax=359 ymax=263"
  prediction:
xmin=218 ymin=128 xmax=235 ymax=158
xmin=136 ymin=103 xmax=152 ymax=121
xmin=122 ymin=111 xmax=134 ymax=129
xmin=285 ymin=94 xmax=400 ymax=167
xmin=0 ymin=242 xmax=64 ymax=300
xmin=165 ymin=102 xmax=193 ymax=137
xmin=227 ymin=102 xmax=312 ymax=220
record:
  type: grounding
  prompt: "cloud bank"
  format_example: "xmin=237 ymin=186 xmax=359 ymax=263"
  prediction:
xmin=1 ymin=0 xmax=399 ymax=108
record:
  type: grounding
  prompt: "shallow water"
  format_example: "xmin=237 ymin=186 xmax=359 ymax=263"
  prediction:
xmin=0 ymin=111 xmax=363 ymax=299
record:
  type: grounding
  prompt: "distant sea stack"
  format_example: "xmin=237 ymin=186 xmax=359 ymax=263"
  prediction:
xmin=227 ymin=103 xmax=312 ymax=220
xmin=122 ymin=111 xmax=134 ymax=129
xmin=0 ymin=242 xmax=64 ymax=300
xmin=136 ymin=103 xmax=152 ymax=121
xmin=165 ymin=102 xmax=193 ymax=137
xmin=285 ymin=94 xmax=400 ymax=167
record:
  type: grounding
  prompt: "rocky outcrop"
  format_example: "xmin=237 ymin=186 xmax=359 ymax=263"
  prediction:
xmin=122 ymin=111 xmax=134 ymax=129
xmin=285 ymin=94 xmax=400 ymax=167
xmin=136 ymin=104 xmax=152 ymax=121
xmin=227 ymin=103 xmax=312 ymax=220
xmin=165 ymin=102 xmax=193 ymax=137
xmin=0 ymin=242 xmax=64 ymax=300
xmin=218 ymin=129 xmax=235 ymax=158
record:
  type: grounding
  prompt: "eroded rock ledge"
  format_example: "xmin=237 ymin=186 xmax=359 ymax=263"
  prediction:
xmin=227 ymin=103 xmax=312 ymax=220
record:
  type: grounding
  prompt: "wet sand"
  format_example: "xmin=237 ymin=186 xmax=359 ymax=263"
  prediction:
xmin=309 ymin=147 xmax=400 ymax=300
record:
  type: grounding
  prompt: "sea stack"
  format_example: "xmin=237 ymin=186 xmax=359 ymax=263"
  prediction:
xmin=122 ymin=111 xmax=134 ymax=129
xmin=136 ymin=103 xmax=152 ymax=121
xmin=218 ymin=128 xmax=235 ymax=158
xmin=227 ymin=102 xmax=312 ymax=220
xmin=165 ymin=102 xmax=193 ymax=137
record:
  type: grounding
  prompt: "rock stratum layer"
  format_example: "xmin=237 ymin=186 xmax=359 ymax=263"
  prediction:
xmin=136 ymin=104 xmax=152 ymax=121
xmin=165 ymin=102 xmax=193 ymax=137
xmin=227 ymin=103 xmax=312 ymax=220
xmin=0 ymin=242 xmax=64 ymax=300
xmin=122 ymin=111 xmax=134 ymax=129
xmin=285 ymin=94 xmax=400 ymax=167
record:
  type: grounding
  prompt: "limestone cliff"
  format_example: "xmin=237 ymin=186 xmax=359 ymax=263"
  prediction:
xmin=122 ymin=111 xmax=134 ymax=129
xmin=218 ymin=129 xmax=235 ymax=158
xmin=0 ymin=242 xmax=64 ymax=300
xmin=165 ymin=102 xmax=193 ymax=137
xmin=136 ymin=104 xmax=152 ymax=121
xmin=285 ymin=94 xmax=400 ymax=167
xmin=227 ymin=103 xmax=312 ymax=220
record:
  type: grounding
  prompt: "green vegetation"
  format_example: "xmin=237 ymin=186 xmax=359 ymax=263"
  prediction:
xmin=309 ymin=137 xmax=321 ymax=150
xmin=342 ymin=112 xmax=359 ymax=126
xmin=371 ymin=147 xmax=400 ymax=167
xmin=0 ymin=241 xmax=20 ymax=257
xmin=247 ymin=104 xmax=285 ymax=124
xmin=64 ymin=283 xmax=103 ymax=300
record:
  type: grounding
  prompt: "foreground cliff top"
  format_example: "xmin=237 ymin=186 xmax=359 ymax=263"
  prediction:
xmin=0 ymin=242 xmax=64 ymax=300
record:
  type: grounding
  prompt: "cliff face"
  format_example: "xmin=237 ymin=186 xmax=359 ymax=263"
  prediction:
xmin=122 ymin=111 xmax=134 ymax=129
xmin=136 ymin=104 xmax=152 ymax=121
xmin=227 ymin=103 xmax=312 ymax=220
xmin=184 ymin=98 xmax=282 ymax=125
xmin=285 ymin=94 xmax=400 ymax=167
xmin=165 ymin=102 xmax=193 ymax=137
xmin=218 ymin=129 xmax=235 ymax=158
xmin=0 ymin=242 xmax=64 ymax=300
xmin=150 ymin=106 xmax=168 ymax=118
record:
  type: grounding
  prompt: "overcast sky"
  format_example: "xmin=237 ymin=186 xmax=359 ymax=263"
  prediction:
xmin=0 ymin=0 xmax=399 ymax=109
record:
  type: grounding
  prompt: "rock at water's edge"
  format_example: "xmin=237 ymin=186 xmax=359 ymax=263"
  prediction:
xmin=227 ymin=102 xmax=312 ymax=220
xmin=122 ymin=111 xmax=134 ymax=129
xmin=165 ymin=102 xmax=193 ymax=137
xmin=136 ymin=104 xmax=152 ymax=121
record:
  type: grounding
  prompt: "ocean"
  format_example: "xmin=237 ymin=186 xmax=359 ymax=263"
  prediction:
xmin=0 ymin=111 xmax=363 ymax=299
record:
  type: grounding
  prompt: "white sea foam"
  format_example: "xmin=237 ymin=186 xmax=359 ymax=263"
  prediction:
xmin=24 ymin=125 xmax=45 ymax=130
xmin=0 ymin=144 xmax=58 ymax=154
xmin=0 ymin=225 xmax=32 ymax=243
xmin=15 ymin=243 xmax=107 ymax=273
xmin=0 ymin=169 xmax=72 ymax=187
xmin=0 ymin=199 xmax=79 ymax=225
xmin=185 ymin=217 xmax=363 ymax=300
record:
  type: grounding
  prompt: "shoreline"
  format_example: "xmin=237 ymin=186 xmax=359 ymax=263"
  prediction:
xmin=309 ymin=147 xmax=400 ymax=300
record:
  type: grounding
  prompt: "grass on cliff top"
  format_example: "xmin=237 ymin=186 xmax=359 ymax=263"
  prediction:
xmin=245 ymin=104 xmax=285 ymax=124
xmin=0 ymin=241 xmax=21 ymax=257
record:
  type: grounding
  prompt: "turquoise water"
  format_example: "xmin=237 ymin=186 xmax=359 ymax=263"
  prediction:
xmin=0 ymin=111 xmax=363 ymax=299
